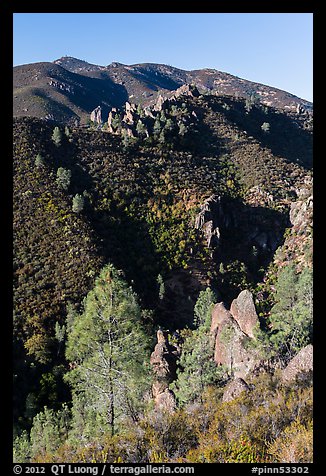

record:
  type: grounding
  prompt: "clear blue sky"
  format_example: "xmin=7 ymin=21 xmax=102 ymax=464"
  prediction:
xmin=13 ymin=13 xmax=313 ymax=102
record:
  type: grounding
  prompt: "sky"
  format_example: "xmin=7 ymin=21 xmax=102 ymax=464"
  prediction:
xmin=13 ymin=13 xmax=313 ymax=102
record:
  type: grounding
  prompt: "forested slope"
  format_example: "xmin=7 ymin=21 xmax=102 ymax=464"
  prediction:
xmin=13 ymin=91 xmax=313 ymax=463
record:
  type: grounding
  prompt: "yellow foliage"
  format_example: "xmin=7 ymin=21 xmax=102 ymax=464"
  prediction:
xmin=267 ymin=419 xmax=313 ymax=463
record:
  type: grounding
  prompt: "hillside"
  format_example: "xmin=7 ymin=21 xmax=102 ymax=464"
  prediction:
xmin=13 ymin=82 xmax=313 ymax=464
xmin=14 ymin=57 xmax=313 ymax=126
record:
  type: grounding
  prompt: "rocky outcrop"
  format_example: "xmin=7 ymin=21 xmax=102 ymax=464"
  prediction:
xmin=195 ymin=195 xmax=225 ymax=248
xmin=122 ymin=124 xmax=135 ymax=138
xmin=230 ymin=290 xmax=260 ymax=339
xmin=107 ymin=108 xmax=118 ymax=133
xmin=150 ymin=330 xmax=178 ymax=410
xmin=153 ymin=94 xmax=165 ymax=112
xmin=90 ymin=106 xmax=103 ymax=124
xmin=170 ymin=84 xmax=200 ymax=100
xmin=49 ymin=79 xmax=75 ymax=94
xmin=210 ymin=302 xmax=232 ymax=344
xmin=154 ymin=388 xmax=176 ymax=411
xmin=211 ymin=290 xmax=262 ymax=379
xmin=123 ymin=102 xmax=137 ymax=124
xmin=222 ymin=378 xmax=250 ymax=402
xmin=151 ymin=84 xmax=200 ymax=113
xmin=214 ymin=316 xmax=260 ymax=379
xmin=289 ymin=180 xmax=313 ymax=231
xmin=274 ymin=177 xmax=313 ymax=270
xmin=282 ymin=344 xmax=313 ymax=383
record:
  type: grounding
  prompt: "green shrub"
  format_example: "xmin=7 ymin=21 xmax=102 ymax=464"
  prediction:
xmin=52 ymin=126 xmax=62 ymax=147
xmin=56 ymin=167 xmax=71 ymax=191
xmin=72 ymin=194 xmax=84 ymax=213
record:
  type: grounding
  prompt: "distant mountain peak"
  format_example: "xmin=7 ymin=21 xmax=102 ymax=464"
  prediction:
xmin=109 ymin=61 xmax=125 ymax=68
xmin=53 ymin=56 xmax=106 ymax=72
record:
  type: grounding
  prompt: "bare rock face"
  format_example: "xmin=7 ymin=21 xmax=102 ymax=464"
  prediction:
xmin=289 ymin=188 xmax=313 ymax=230
xmin=150 ymin=330 xmax=178 ymax=410
xmin=211 ymin=290 xmax=263 ymax=379
xmin=154 ymin=388 xmax=176 ymax=411
xmin=195 ymin=195 xmax=223 ymax=249
xmin=210 ymin=302 xmax=232 ymax=344
xmin=282 ymin=344 xmax=313 ymax=383
xmin=153 ymin=94 xmax=165 ymax=111
xmin=214 ymin=314 xmax=260 ymax=379
xmin=150 ymin=330 xmax=176 ymax=380
xmin=222 ymin=378 xmax=250 ymax=402
xmin=90 ymin=105 xmax=102 ymax=124
xmin=173 ymin=84 xmax=200 ymax=99
xmin=123 ymin=102 xmax=137 ymax=124
xmin=230 ymin=290 xmax=260 ymax=338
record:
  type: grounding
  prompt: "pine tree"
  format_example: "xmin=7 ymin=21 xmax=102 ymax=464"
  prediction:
xmin=13 ymin=431 xmax=31 ymax=463
xmin=153 ymin=118 xmax=161 ymax=138
xmin=178 ymin=123 xmax=188 ymax=136
xmin=34 ymin=153 xmax=45 ymax=168
xmin=52 ymin=126 xmax=62 ymax=147
xmin=171 ymin=328 xmax=226 ymax=405
xmin=171 ymin=288 xmax=226 ymax=405
xmin=261 ymin=122 xmax=270 ymax=133
xmin=136 ymin=120 xmax=147 ymax=138
xmin=65 ymin=264 xmax=151 ymax=437
xmin=29 ymin=407 xmax=63 ymax=460
xmin=269 ymin=264 xmax=313 ymax=360
xmin=193 ymin=287 xmax=217 ymax=329
xmin=72 ymin=194 xmax=84 ymax=213
xmin=56 ymin=167 xmax=71 ymax=191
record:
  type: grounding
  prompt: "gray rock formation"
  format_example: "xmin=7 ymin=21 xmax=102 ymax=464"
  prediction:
xmin=282 ymin=344 xmax=313 ymax=383
xmin=213 ymin=314 xmax=260 ymax=379
xmin=49 ymin=79 xmax=75 ymax=94
xmin=107 ymin=108 xmax=118 ymax=133
xmin=153 ymin=94 xmax=165 ymax=112
xmin=195 ymin=195 xmax=224 ymax=248
xmin=154 ymin=388 xmax=176 ymax=411
xmin=123 ymin=102 xmax=137 ymax=124
xmin=289 ymin=192 xmax=313 ymax=229
xmin=90 ymin=105 xmax=103 ymax=124
xmin=230 ymin=290 xmax=260 ymax=339
xmin=210 ymin=290 xmax=262 ymax=379
xmin=172 ymin=84 xmax=200 ymax=99
xmin=150 ymin=330 xmax=178 ymax=410
xmin=210 ymin=302 xmax=232 ymax=345
xmin=222 ymin=378 xmax=250 ymax=402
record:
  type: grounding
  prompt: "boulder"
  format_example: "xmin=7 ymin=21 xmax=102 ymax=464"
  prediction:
xmin=230 ymin=290 xmax=260 ymax=338
xmin=107 ymin=108 xmax=118 ymax=133
xmin=222 ymin=378 xmax=250 ymax=402
xmin=282 ymin=344 xmax=313 ymax=383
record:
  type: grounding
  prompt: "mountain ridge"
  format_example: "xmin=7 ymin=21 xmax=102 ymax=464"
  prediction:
xmin=13 ymin=56 xmax=313 ymax=125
